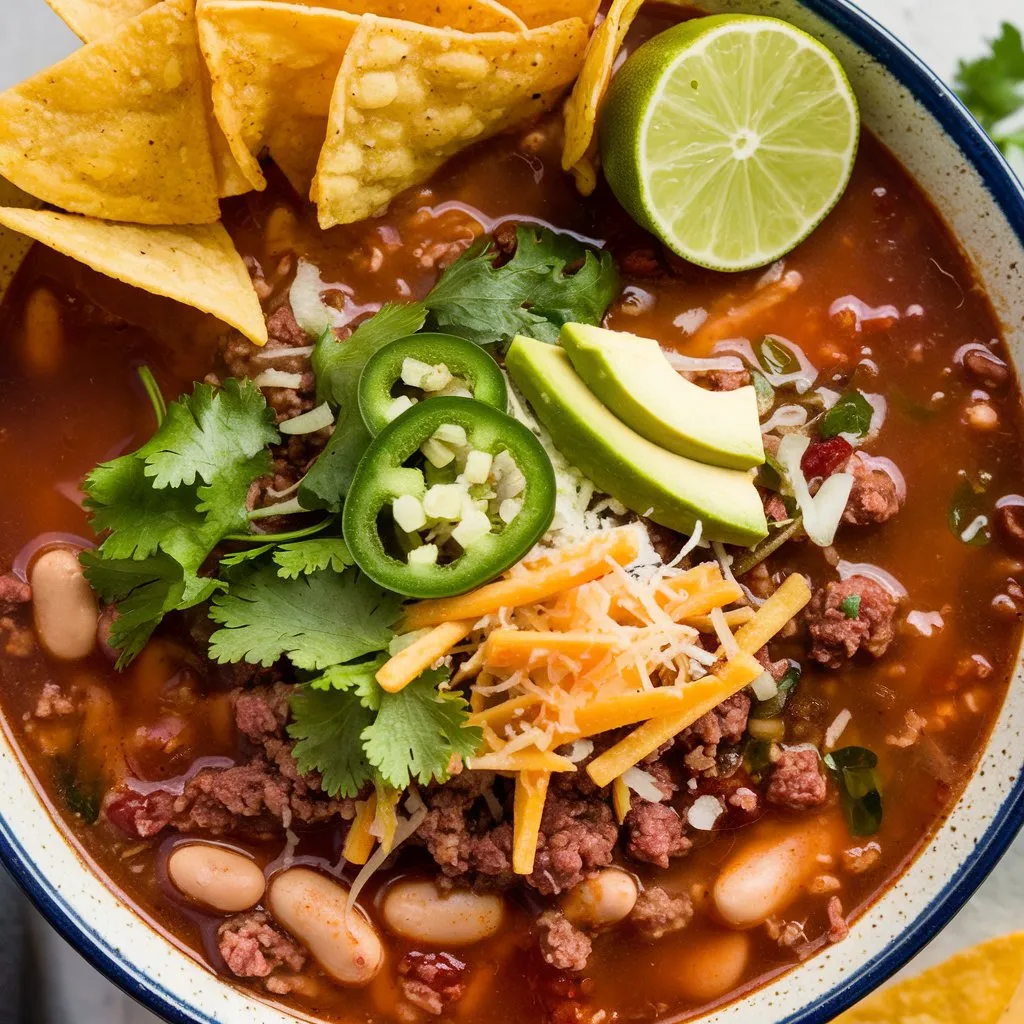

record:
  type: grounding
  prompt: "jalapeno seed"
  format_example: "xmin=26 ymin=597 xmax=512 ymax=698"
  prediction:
xmin=167 ymin=843 xmax=265 ymax=913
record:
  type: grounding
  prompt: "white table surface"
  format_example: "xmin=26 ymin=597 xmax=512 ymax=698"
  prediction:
xmin=1 ymin=0 xmax=1022 ymax=1021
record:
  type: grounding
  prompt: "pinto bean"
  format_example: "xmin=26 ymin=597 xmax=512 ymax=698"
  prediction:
xmin=30 ymin=548 xmax=98 ymax=660
xmin=381 ymin=879 xmax=504 ymax=946
xmin=167 ymin=844 xmax=265 ymax=913
xmin=712 ymin=828 xmax=824 ymax=928
xmin=268 ymin=868 xmax=383 ymax=986
xmin=561 ymin=869 xmax=638 ymax=929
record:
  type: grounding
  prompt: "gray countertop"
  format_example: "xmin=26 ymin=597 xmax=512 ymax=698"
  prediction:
xmin=1 ymin=0 xmax=1022 ymax=1020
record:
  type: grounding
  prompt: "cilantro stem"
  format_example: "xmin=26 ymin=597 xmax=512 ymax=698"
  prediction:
xmin=248 ymin=496 xmax=308 ymax=520
xmin=136 ymin=365 xmax=166 ymax=427
xmin=224 ymin=516 xmax=336 ymax=544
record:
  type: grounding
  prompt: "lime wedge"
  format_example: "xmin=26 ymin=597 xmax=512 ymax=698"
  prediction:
xmin=599 ymin=15 xmax=859 ymax=272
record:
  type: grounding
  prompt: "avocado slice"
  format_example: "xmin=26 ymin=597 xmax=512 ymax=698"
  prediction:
xmin=560 ymin=323 xmax=764 ymax=471
xmin=506 ymin=336 xmax=768 ymax=547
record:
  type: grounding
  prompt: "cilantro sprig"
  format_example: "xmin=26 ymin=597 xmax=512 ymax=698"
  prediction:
xmin=82 ymin=378 xmax=279 ymax=665
xmin=289 ymin=664 xmax=481 ymax=797
xmin=956 ymin=23 xmax=1024 ymax=176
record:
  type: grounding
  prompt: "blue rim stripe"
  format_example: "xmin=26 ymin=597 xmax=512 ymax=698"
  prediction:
xmin=0 ymin=2 xmax=1023 ymax=1023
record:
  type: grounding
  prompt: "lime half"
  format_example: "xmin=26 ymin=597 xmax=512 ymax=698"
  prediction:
xmin=600 ymin=15 xmax=859 ymax=272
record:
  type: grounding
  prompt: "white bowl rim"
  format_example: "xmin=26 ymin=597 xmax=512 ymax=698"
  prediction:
xmin=2 ymin=1 xmax=1024 ymax=1022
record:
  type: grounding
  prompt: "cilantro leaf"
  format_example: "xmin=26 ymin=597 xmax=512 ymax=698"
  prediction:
xmin=273 ymin=538 xmax=352 ymax=579
xmin=839 ymin=594 xmax=862 ymax=619
xmin=309 ymin=657 xmax=386 ymax=693
xmin=208 ymin=563 xmax=402 ymax=669
xmin=424 ymin=225 xmax=619 ymax=345
xmin=820 ymin=390 xmax=874 ymax=440
xmin=362 ymin=668 xmax=481 ymax=789
xmin=289 ymin=675 xmax=378 ymax=798
xmin=300 ymin=304 xmax=427 ymax=511
xmin=140 ymin=379 xmax=278 ymax=489
xmin=956 ymin=24 xmax=1024 ymax=175
xmin=220 ymin=544 xmax=275 ymax=569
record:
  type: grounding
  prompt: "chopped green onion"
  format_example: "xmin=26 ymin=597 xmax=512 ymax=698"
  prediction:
xmin=840 ymin=594 xmax=862 ymax=618
xmin=136 ymin=365 xmax=166 ymax=427
xmin=750 ymin=664 xmax=800 ymax=719
xmin=825 ymin=745 xmax=883 ymax=836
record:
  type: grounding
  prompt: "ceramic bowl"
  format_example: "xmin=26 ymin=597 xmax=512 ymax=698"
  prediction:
xmin=1 ymin=1 xmax=1022 ymax=1022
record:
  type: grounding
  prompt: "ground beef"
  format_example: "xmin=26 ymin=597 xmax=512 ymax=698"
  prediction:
xmin=418 ymin=772 xmax=514 ymax=884
xmin=681 ymin=692 xmax=750 ymax=749
xmin=0 ymin=573 xmax=30 ymax=612
xmin=842 ymin=841 xmax=882 ymax=874
xmin=683 ymin=367 xmax=752 ymax=392
xmin=221 ymin=304 xmax=311 ymax=380
xmin=995 ymin=499 xmax=1024 ymax=552
xmin=842 ymin=455 xmax=902 ymax=525
xmin=619 ymin=247 xmax=662 ymax=278
xmin=755 ymin=646 xmax=790 ymax=682
xmin=218 ymin=911 xmax=306 ymax=978
xmin=34 ymin=682 xmax=75 ymax=719
xmin=398 ymin=951 xmax=468 ymax=1016
xmin=624 ymin=801 xmax=691 ymax=868
xmin=826 ymin=896 xmax=850 ymax=943
xmin=529 ymin=782 xmax=618 ymax=895
xmin=105 ymin=789 xmax=176 ymax=838
xmin=234 ymin=683 xmax=292 ymax=744
xmin=761 ymin=488 xmax=789 ymax=523
xmin=537 ymin=911 xmax=592 ymax=972
xmin=806 ymin=576 xmax=897 ymax=668
xmin=630 ymin=886 xmax=693 ymax=939
xmin=962 ymin=347 xmax=1009 ymax=388
xmin=492 ymin=220 xmax=519 ymax=256
xmin=766 ymin=748 xmax=828 ymax=809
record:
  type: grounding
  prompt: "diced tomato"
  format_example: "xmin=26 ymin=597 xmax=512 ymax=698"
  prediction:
xmin=801 ymin=436 xmax=854 ymax=480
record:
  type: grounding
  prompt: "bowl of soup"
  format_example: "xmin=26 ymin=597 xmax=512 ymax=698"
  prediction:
xmin=0 ymin=0 xmax=1021 ymax=1023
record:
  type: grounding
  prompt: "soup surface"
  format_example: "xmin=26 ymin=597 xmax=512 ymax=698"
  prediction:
xmin=0 ymin=8 xmax=1023 ymax=1024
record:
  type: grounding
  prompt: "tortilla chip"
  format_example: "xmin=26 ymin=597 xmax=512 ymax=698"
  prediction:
xmin=0 ymin=207 xmax=267 ymax=344
xmin=291 ymin=0 xmax=526 ymax=31
xmin=499 ymin=0 xmax=597 ymax=28
xmin=562 ymin=0 xmax=643 ymax=173
xmin=44 ymin=0 xmax=155 ymax=40
xmin=0 ymin=0 xmax=220 ymax=225
xmin=835 ymin=932 xmax=1024 ymax=1024
xmin=197 ymin=1 xmax=362 ymax=194
xmin=313 ymin=15 xmax=588 ymax=228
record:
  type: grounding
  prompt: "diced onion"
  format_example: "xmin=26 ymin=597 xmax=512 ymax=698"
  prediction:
xmin=761 ymin=404 xmax=808 ymax=432
xmin=713 ymin=336 xmax=817 ymax=394
xmin=279 ymin=401 xmax=334 ymax=435
xmin=564 ymin=739 xmax=595 ymax=763
xmin=289 ymin=259 xmax=346 ymax=336
xmin=621 ymin=767 xmax=665 ymax=803
xmin=254 ymin=345 xmax=315 ymax=361
xmin=252 ymin=369 xmax=304 ymax=389
xmin=663 ymin=351 xmax=746 ymax=373
xmin=777 ymin=434 xmax=853 ymax=547
xmin=750 ymin=671 xmax=778 ymax=701
xmin=823 ymin=708 xmax=852 ymax=749
xmin=836 ymin=559 xmax=908 ymax=598
xmin=906 ymin=609 xmax=943 ymax=636
xmin=686 ymin=795 xmax=724 ymax=831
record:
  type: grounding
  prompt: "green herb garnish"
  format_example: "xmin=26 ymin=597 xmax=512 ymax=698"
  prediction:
xmin=956 ymin=23 xmax=1024 ymax=177
xmin=289 ymin=665 xmax=481 ymax=797
xmin=758 ymin=336 xmax=799 ymax=376
xmin=820 ymin=390 xmax=873 ymax=439
xmin=825 ymin=745 xmax=883 ymax=836
xmin=840 ymin=594 xmax=862 ymax=619
xmin=948 ymin=476 xmax=991 ymax=546
xmin=750 ymin=664 xmax=800 ymax=720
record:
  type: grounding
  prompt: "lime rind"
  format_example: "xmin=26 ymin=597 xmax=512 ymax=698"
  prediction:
xmin=600 ymin=15 xmax=860 ymax=272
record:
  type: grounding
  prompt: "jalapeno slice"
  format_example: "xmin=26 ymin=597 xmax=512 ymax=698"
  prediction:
xmin=358 ymin=333 xmax=508 ymax=436
xmin=343 ymin=397 xmax=555 ymax=598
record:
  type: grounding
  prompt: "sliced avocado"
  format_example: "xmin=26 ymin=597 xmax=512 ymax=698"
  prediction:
xmin=506 ymin=336 xmax=768 ymax=546
xmin=560 ymin=323 xmax=764 ymax=471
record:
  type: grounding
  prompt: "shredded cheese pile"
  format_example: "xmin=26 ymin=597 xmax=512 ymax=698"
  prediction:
xmin=370 ymin=524 xmax=812 ymax=876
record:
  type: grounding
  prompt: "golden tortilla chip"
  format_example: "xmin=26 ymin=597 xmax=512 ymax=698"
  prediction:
xmin=562 ymin=0 xmax=643 ymax=174
xmin=836 ymin=932 xmax=1024 ymax=1024
xmin=44 ymin=0 xmax=154 ymax=40
xmin=291 ymin=0 xmax=525 ymax=31
xmin=313 ymin=15 xmax=588 ymax=228
xmin=45 ymin=0 xmax=252 ymax=200
xmin=0 ymin=0 xmax=219 ymax=225
xmin=500 ymin=0 xmax=597 ymax=28
xmin=0 ymin=207 xmax=267 ymax=344
xmin=198 ymin=1 xmax=362 ymax=194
